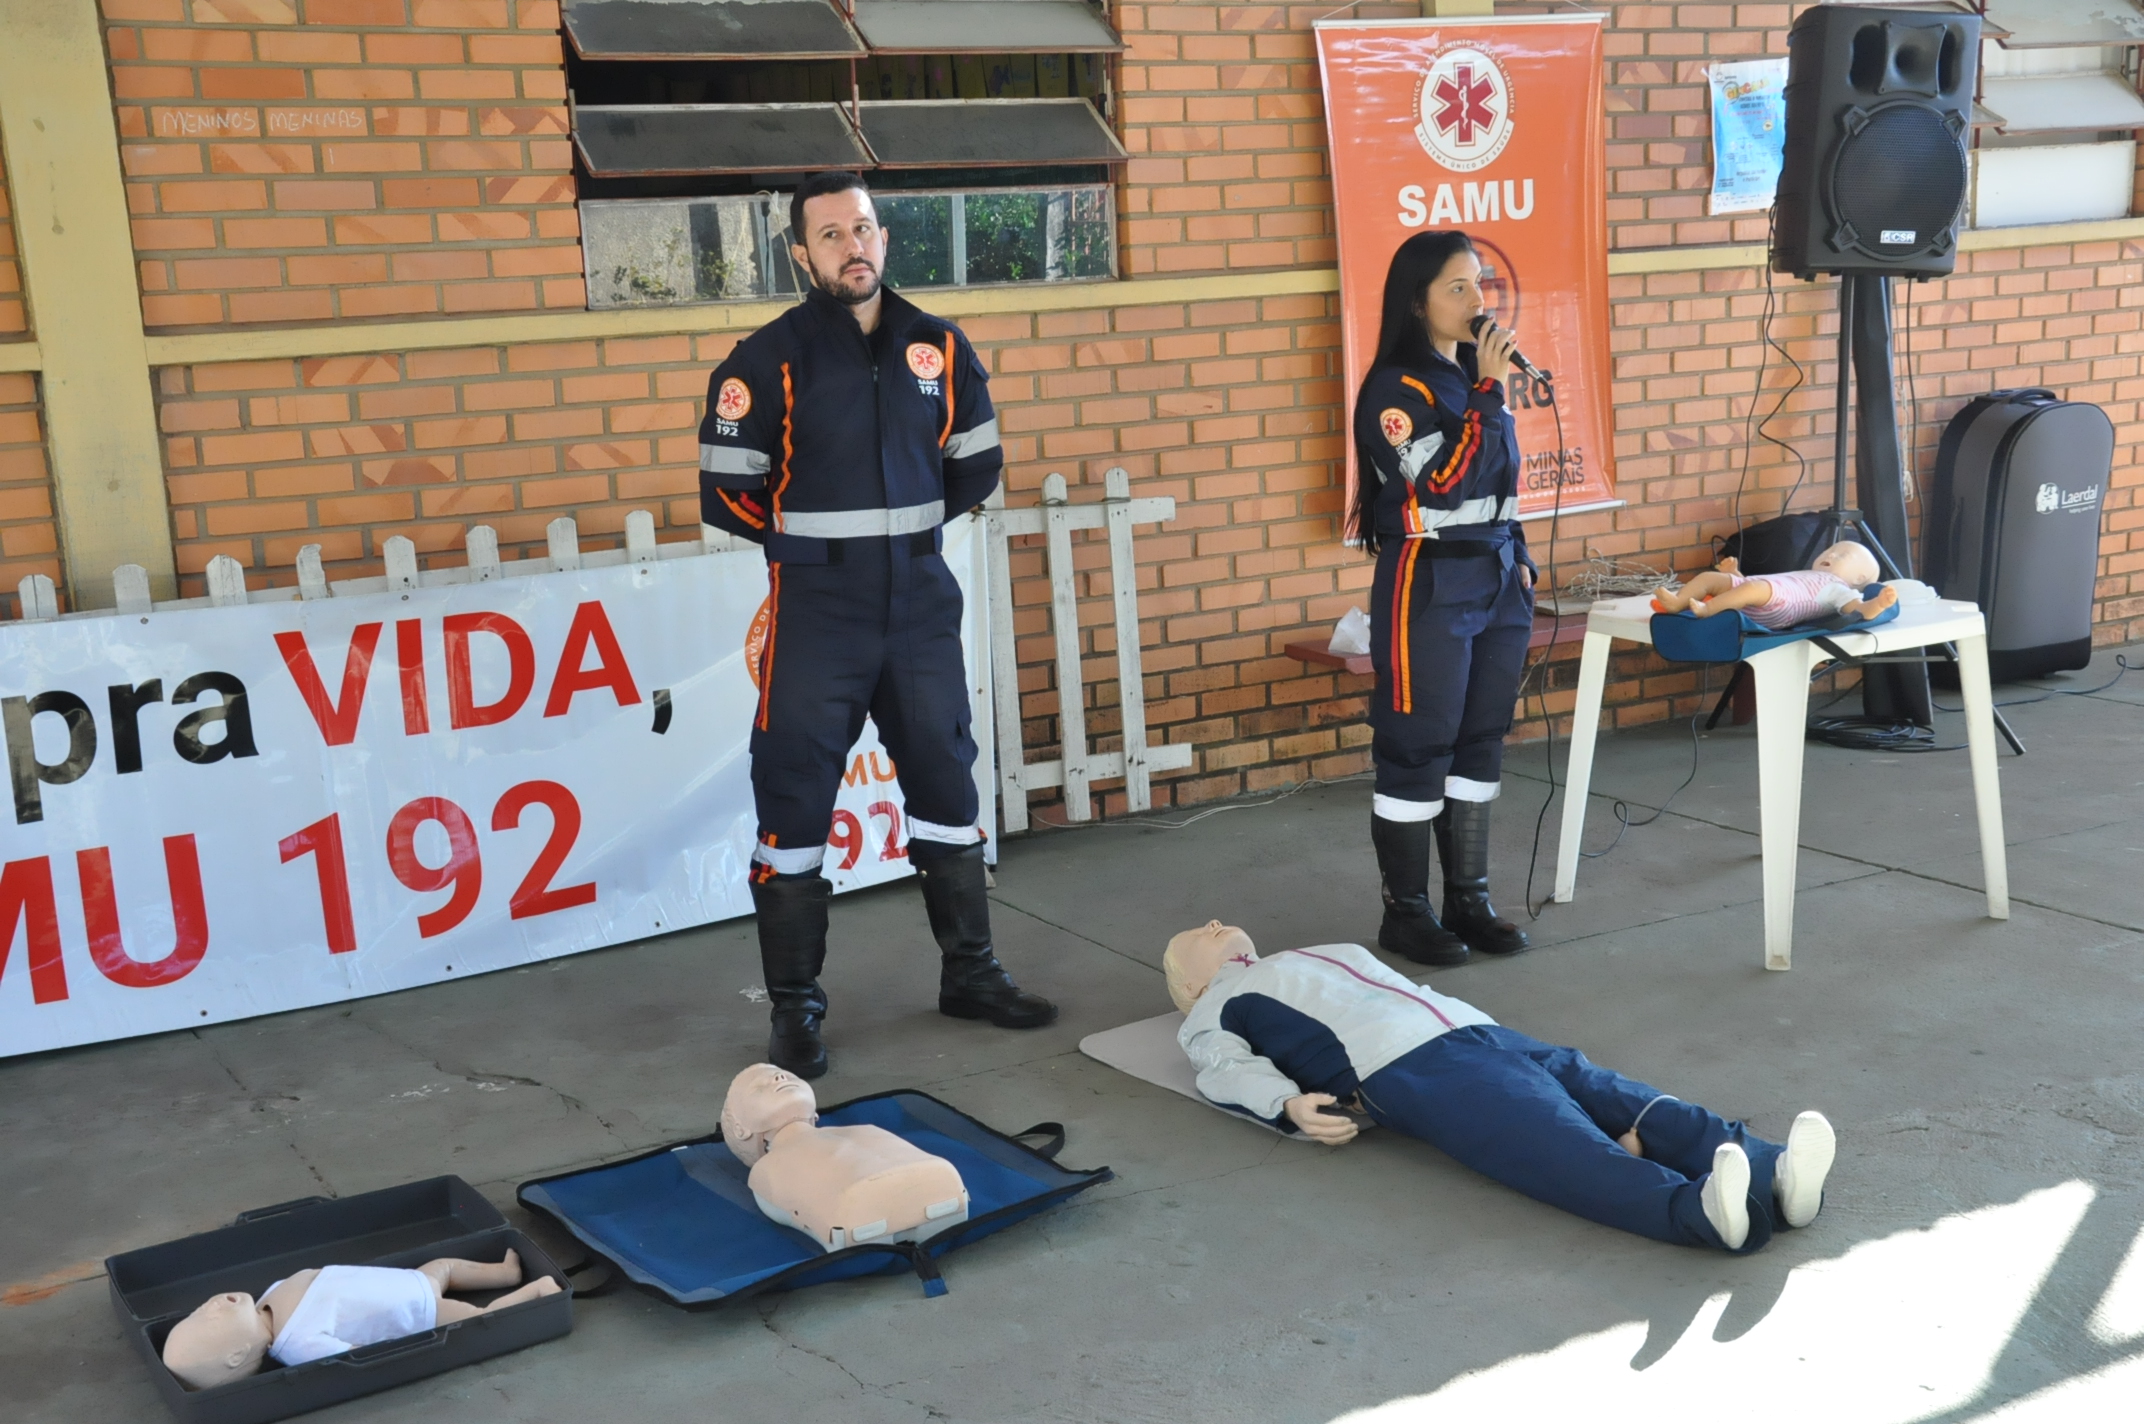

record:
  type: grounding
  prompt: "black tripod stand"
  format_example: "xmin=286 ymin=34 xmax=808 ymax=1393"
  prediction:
xmin=1813 ymin=274 xmax=2024 ymax=754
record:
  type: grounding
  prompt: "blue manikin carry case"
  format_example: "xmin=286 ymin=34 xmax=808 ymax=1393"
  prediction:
xmin=1649 ymin=585 xmax=1900 ymax=664
xmin=516 ymin=1090 xmax=1110 ymax=1307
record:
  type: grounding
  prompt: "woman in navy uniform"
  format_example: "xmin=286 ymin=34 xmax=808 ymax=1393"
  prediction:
xmin=1352 ymin=231 xmax=1536 ymax=966
xmin=699 ymin=171 xmax=1055 ymax=1078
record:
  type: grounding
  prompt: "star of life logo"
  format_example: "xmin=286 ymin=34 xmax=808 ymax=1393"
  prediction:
xmin=1414 ymin=45 xmax=1514 ymax=173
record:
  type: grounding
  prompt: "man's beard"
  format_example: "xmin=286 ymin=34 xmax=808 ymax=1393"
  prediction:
xmin=812 ymin=256 xmax=882 ymax=305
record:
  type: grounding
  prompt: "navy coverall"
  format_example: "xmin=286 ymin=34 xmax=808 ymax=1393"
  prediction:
xmin=1354 ymin=347 xmax=1536 ymax=821
xmin=699 ymin=286 xmax=1001 ymax=877
xmin=1180 ymin=944 xmax=1791 ymax=1253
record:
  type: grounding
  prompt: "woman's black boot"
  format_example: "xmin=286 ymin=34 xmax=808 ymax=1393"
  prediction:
xmin=1371 ymin=814 xmax=1468 ymax=965
xmin=750 ymin=872 xmax=831 ymax=1078
xmin=1435 ymin=800 xmax=1530 ymax=955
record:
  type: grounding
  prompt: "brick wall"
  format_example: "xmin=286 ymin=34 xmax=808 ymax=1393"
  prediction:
xmin=103 ymin=0 xmax=581 ymax=327
xmin=9 ymin=0 xmax=2138 ymax=814
xmin=0 ymin=143 xmax=25 ymax=338
xmin=0 ymin=374 xmax=61 ymax=620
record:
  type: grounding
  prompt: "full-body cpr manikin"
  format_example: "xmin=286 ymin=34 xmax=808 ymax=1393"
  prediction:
xmin=1164 ymin=921 xmax=1837 ymax=1254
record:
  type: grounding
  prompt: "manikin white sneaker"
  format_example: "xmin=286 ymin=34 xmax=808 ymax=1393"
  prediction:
xmin=1701 ymin=1142 xmax=1751 ymax=1251
xmin=1775 ymin=1110 xmax=1836 ymax=1228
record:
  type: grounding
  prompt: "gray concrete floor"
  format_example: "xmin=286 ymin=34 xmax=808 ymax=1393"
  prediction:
xmin=5 ymin=647 xmax=2143 ymax=1423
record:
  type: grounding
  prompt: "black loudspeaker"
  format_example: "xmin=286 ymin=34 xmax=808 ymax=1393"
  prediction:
xmin=1772 ymin=5 xmax=1980 ymax=279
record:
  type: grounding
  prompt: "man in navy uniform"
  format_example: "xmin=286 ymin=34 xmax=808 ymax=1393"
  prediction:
xmin=699 ymin=170 xmax=1055 ymax=1078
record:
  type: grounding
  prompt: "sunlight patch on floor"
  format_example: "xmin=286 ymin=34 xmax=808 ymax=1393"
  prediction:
xmin=1329 ymin=1182 xmax=2095 ymax=1424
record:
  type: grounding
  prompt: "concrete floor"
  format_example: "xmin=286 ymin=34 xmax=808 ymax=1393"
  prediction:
xmin=5 ymin=647 xmax=2143 ymax=1423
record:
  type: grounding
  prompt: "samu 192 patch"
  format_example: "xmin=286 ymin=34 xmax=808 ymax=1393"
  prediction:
xmin=715 ymin=377 xmax=752 ymax=421
xmin=907 ymin=342 xmax=946 ymax=381
xmin=1379 ymin=407 xmax=1412 ymax=446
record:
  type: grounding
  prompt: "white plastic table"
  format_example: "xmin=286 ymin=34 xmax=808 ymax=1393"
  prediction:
xmin=1552 ymin=594 xmax=2010 ymax=969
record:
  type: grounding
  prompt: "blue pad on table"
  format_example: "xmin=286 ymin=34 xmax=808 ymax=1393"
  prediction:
xmin=517 ymin=1091 xmax=1110 ymax=1305
xmin=1649 ymin=583 xmax=1899 ymax=664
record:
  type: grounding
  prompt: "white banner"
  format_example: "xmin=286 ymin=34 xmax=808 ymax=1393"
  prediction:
xmin=0 ymin=519 xmax=991 ymax=1057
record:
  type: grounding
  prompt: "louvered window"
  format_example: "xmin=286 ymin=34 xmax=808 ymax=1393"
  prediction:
xmin=564 ymin=0 xmax=1126 ymax=306
xmin=1971 ymin=0 xmax=2144 ymax=228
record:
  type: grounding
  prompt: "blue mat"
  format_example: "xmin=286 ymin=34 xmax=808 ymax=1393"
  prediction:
xmin=1649 ymin=583 xmax=1900 ymax=664
xmin=517 ymin=1091 xmax=1110 ymax=1305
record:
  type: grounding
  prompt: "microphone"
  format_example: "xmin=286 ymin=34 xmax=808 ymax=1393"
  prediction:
xmin=1469 ymin=315 xmax=1549 ymax=384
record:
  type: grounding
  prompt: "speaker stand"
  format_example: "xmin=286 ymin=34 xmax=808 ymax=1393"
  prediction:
xmin=1823 ymin=276 xmax=2024 ymax=755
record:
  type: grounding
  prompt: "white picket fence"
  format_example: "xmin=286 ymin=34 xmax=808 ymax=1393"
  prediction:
xmin=984 ymin=467 xmax=1189 ymax=829
xmin=14 ymin=483 xmax=1185 ymax=830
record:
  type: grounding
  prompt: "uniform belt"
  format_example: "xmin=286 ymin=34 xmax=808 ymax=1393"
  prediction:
xmin=766 ymin=529 xmax=938 ymax=564
xmin=1417 ymin=540 xmax=1500 ymax=560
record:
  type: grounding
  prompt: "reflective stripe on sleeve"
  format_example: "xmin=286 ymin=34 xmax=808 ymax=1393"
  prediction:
xmin=942 ymin=417 xmax=1000 ymax=461
xmin=778 ymin=500 xmax=945 ymax=539
xmin=1407 ymin=495 xmax=1506 ymax=537
xmin=1397 ymin=431 xmax=1447 ymax=481
xmin=701 ymin=445 xmax=771 ymax=476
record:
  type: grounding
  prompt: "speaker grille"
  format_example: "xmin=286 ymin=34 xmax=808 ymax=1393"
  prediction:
xmin=1831 ymin=103 xmax=1965 ymax=254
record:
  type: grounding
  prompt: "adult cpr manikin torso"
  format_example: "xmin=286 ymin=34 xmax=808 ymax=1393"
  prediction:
xmin=722 ymin=1064 xmax=969 ymax=1250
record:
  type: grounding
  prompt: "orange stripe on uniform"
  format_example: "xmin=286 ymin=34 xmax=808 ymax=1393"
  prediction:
xmin=717 ymin=489 xmax=765 ymax=530
xmin=939 ymin=333 xmax=956 ymax=448
xmin=1400 ymin=375 xmax=1433 ymax=404
xmin=1392 ymin=540 xmax=1422 ymax=714
xmin=1423 ymin=412 xmax=1481 ymax=495
xmin=773 ymin=361 xmax=795 ymax=531
xmin=756 ymin=565 xmax=781 ymax=731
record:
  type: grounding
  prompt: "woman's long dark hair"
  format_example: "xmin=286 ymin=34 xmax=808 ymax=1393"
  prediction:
xmin=1352 ymin=230 xmax=1476 ymax=554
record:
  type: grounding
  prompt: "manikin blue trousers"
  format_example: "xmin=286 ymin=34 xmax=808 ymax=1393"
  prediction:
xmin=1358 ymin=1025 xmax=1787 ymax=1253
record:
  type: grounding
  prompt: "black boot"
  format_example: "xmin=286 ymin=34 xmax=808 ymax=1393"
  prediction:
xmin=750 ymin=872 xmax=831 ymax=1078
xmin=1436 ymin=800 xmax=1530 ymax=956
xmin=914 ymin=843 xmax=1057 ymax=1028
xmin=1371 ymin=814 xmax=1468 ymax=966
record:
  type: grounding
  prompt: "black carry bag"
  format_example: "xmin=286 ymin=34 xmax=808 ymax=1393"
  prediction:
xmin=519 ymin=1090 xmax=1111 ymax=1307
xmin=1925 ymin=388 xmax=2112 ymax=683
xmin=106 ymin=1177 xmax=572 ymax=1424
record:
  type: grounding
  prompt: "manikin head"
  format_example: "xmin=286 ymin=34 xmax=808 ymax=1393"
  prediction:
xmin=1162 ymin=922 xmax=1259 ymax=1014
xmin=1810 ymin=540 xmax=1879 ymax=588
xmin=162 ymin=1291 xmax=272 ymax=1390
xmin=722 ymin=1063 xmax=820 ymax=1166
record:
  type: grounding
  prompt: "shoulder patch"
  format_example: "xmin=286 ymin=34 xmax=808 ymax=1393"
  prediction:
xmin=906 ymin=342 xmax=946 ymax=380
xmin=715 ymin=377 xmax=752 ymax=422
xmin=1379 ymin=407 xmax=1413 ymax=447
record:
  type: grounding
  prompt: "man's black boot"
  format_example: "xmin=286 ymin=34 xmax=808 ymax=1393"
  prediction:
xmin=750 ymin=872 xmax=831 ymax=1078
xmin=1371 ymin=814 xmax=1468 ymax=966
xmin=1435 ymin=800 xmax=1530 ymax=956
xmin=914 ymin=843 xmax=1057 ymax=1028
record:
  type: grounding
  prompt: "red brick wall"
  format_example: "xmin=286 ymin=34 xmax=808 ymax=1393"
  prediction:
xmin=0 ymin=144 xmax=25 ymax=338
xmin=16 ymin=0 xmax=2138 ymax=813
xmin=103 ymin=0 xmax=581 ymax=328
xmin=157 ymin=335 xmax=706 ymax=583
xmin=0 ymin=374 xmax=62 ymax=619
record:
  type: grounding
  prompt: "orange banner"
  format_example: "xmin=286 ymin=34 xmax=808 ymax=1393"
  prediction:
xmin=1316 ymin=15 xmax=1615 ymax=527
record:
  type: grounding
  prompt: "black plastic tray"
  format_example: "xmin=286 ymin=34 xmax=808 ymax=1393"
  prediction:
xmin=106 ymin=1177 xmax=572 ymax=1424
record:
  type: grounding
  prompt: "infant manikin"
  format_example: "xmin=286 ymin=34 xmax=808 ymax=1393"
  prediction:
xmin=721 ymin=1063 xmax=969 ymax=1250
xmin=1653 ymin=541 xmax=1895 ymax=630
xmin=161 ymin=1249 xmax=560 ymax=1390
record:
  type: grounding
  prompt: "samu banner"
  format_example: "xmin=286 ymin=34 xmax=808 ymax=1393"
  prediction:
xmin=1316 ymin=14 xmax=1615 ymax=527
xmin=0 ymin=519 xmax=989 ymax=1057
